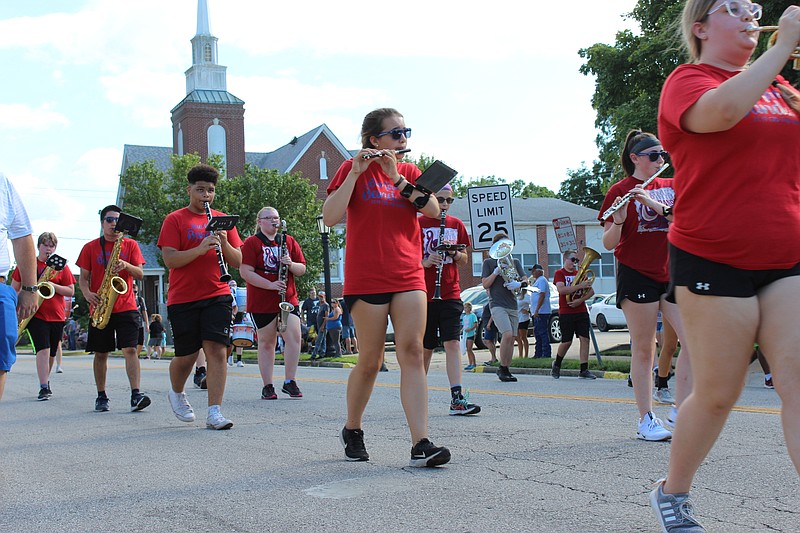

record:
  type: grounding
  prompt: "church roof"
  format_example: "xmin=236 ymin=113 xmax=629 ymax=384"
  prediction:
xmin=245 ymin=124 xmax=352 ymax=174
xmin=448 ymin=196 xmax=599 ymax=226
xmin=170 ymin=89 xmax=244 ymax=112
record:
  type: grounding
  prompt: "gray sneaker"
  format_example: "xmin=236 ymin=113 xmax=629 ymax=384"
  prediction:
xmin=206 ymin=409 xmax=233 ymax=430
xmin=650 ymin=479 xmax=705 ymax=532
xmin=654 ymin=387 xmax=676 ymax=405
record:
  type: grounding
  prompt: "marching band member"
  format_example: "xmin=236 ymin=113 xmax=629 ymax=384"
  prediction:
xmin=11 ymin=232 xmax=75 ymax=401
xmin=323 ymin=107 xmax=450 ymax=467
xmin=419 ymin=184 xmax=480 ymax=415
xmin=598 ymin=130 xmax=689 ymax=441
xmin=651 ymin=2 xmax=800 ymax=531
xmin=158 ymin=164 xmax=242 ymax=430
xmin=239 ymin=206 xmax=306 ymax=401
xmin=77 ymin=205 xmax=148 ymax=413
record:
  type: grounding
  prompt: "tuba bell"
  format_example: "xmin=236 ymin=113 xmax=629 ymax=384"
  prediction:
xmin=489 ymin=237 xmax=525 ymax=300
xmin=566 ymin=247 xmax=601 ymax=303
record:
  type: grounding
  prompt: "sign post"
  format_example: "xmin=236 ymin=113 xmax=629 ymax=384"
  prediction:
xmin=467 ymin=185 xmax=514 ymax=250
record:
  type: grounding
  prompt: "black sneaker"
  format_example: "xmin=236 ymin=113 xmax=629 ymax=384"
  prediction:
xmin=449 ymin=393 xmax=481 ymax=416
xmin=340 ymin=427 xmax=369 ymax=461
xmin=497 ymin=365 xmax=517 ymax=382
xmin=37 ymin=387 xmax=50 ymax=401
xmin=579 ymin=369 xmax=597 ymax=380
xmin=193 ymin=371 xmax=207 ymax=389
xmin=281 ymin=380 xmax=303 ymax=398
xmin=379 ymin=362 xmax=389 ymax=372
xmin=551 ymin=362 xmax=561 ymax=379
xmin=261 ymin=384 xmax=277 ymax=400
xmin=130 ymin=392 xmax=151 ymax=412
xmin=409 ymin=438 xmax=451 ymax=468
xmin=95 ymin=396 xmax=110 ymax=412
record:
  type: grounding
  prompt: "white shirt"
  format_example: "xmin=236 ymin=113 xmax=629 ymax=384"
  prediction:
xmin=0 ymin=173 xmax=33 ymax=275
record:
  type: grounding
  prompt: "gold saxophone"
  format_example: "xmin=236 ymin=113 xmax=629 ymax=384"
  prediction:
xmin=90 ymin=236 xmax=129 ymax=330
xmin=17 ymin=266 xmax=56 ymax=338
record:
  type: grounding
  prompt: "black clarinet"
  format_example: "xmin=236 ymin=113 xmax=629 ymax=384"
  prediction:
xmin=203 ymin=201 xmax=232 ymax=282
xmin=432 ymin=210 xmax=447 ymax=300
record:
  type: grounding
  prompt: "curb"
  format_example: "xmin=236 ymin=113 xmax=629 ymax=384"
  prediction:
xmin=472 ymin=364 xmax=628 ymax=380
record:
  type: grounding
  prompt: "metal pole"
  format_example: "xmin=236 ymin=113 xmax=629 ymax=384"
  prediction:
xmin=589 ymin=327 xmax=603 ymax=365
xmin=321 ymin=232 xmax=332 ymax=302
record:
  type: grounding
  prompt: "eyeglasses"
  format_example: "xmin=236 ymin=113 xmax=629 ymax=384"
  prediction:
xmin=568 ymin=257 xmax=579 ymax=262
xmin=436 ymin=197 xmax=455 ymax=204
xmin=376 ymin=127 xmax=412 ymax=140
xmin=707 ymin=1 xmax=762 ymax=21
xmin=635 ymin=150 xmax=669 ymax=162
xmin=104 ymin=216 xmax=119 ymax=223
xmin=259 ymin=216 xmax=280 ymax=220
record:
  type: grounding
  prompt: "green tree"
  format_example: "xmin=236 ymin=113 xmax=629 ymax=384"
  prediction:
xmin=558 ymin=163 xmax=605 ymax=209
xmin=576 ymin=0 xmax=799 ymax=191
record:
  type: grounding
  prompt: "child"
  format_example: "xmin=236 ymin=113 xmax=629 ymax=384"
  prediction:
xmin=461 ymin=302 xmax=478 ymax=371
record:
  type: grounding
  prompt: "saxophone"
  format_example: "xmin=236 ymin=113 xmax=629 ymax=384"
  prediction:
xmin=90 ymin=236 xmax=129 ymax=330
xmin=276 ymin=220 xmax=294 ymax=333
xmin=17 ymin=258 xmax=58 ymax=338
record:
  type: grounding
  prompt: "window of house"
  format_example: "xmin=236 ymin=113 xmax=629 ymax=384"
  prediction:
xmin=472 ymin=252 xmax=483 ymax=277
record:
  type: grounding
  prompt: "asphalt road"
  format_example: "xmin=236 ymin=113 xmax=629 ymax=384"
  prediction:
xmin=1 ymin=348 xmax=796 ymax=533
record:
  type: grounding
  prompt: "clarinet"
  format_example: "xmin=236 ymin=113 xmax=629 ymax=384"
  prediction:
xmin=203 ymin=201 xmax=232 ymax=282
xmin=432 ymin=210 xmax=447 ymax=300
xmin=276 ymin=220 xmax=295 ymax=333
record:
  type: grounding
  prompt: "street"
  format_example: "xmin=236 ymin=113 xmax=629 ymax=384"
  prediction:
xmin=1 ymin=351 xmax=796 ymax=533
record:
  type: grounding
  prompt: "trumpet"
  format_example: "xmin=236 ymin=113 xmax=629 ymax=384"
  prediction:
xmin=601 ymin=164 xmax=670 ymax=220
xmin=747 ymin=24 xmax=800 ymax=69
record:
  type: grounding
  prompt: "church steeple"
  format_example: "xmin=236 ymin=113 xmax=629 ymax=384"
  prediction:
xmin=185 ymin=0 xmax=227 ymax=93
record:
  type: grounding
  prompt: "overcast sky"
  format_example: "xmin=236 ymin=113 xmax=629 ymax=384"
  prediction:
xmin=0 ymin=0 xmax=639 ymax=271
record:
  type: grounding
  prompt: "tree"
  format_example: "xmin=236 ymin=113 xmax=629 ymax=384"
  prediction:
xmin=576 ymin=0 xmax=799 ymax=191
xmin=558 ymin=163 xmax=605 ymax=209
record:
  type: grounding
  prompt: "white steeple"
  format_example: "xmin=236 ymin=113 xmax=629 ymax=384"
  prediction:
xmin=185 ymin=0 xmax=227 ymax=93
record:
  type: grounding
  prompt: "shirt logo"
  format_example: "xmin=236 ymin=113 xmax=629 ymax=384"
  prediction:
xmin=695 ymin=282 xmax=710 ymax=291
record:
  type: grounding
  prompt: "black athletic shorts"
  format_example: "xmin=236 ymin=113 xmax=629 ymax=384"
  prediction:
xmin=616 ymin=263 xmax=672 ymax=308
xmin=168 ymin=295 xmax=232 ymax=356
xmin=558 ymin=312 xmax=590 ymax=341
xmin=344 ymin=290 xmax=420 ymax=313
xmin=251 ymin=306 xmax=300 ymax=330
xmin=517 ymin=320 xmax=531 ymax=331
xmin=27 ymin=317 xmax=65 ymax=357
xmin=669 ymin=244 xmax=800 ymax=298
xmin=86 ymin=311 xmax=140 ymax=353
xmin=137 ymin=327 xmax=145 ymax=346
xmin=423 ymin=299 xmax=464 ymax=349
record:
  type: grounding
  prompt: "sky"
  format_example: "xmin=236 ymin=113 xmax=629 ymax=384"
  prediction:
xmin=0 ymin=0 xmax=639 ymax=272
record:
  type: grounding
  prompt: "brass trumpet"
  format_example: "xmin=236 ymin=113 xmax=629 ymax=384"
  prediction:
xmin=747 ymin=24 xmax=800 ymax=69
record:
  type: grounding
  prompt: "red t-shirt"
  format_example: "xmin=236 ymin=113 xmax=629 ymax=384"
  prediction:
xmin=158 ymin=207 xmax=243 ymax=306
xmin=327 ymin=160 xmax=426 ymax=295
xmin=12 ymin=258 xmax=76 ymax=322
xmin=241 ymin=233 xmax=305 ymax=313
xmin=598 ymin=176 xmax=674 ymax=282
xmin=553 ymin=267 xmax=588 ymax=315
xmin=76 ymin=237 xmax=145 ymax=313
xmin=659 ymin=64 xmax=800 ymax=269
xmin=418 ymin=214 xmax=471 ymax=301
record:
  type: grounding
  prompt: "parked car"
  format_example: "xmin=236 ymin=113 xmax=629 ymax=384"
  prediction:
xmin=584 ymin=293 xmax=607 ymax=310
xmin=589 ymin=293 xmax=628 ymax=331
xmin=459 ymin=283 xmax=562 ymax=346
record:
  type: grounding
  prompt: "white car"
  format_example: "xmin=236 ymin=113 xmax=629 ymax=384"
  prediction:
xmin=589 ymin=293 xmax=628 ymax=331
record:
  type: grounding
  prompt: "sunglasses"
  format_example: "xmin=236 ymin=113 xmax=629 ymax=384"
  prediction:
xmin=568 ymin=257 xmax=579 ymax=262
xmin=436 ymin=197 xmax=455 ymax=204
xmin=635 ymin=150 xmax=669 ymax=162
xmin=376 ymin=127 xmax=412 ymax=140
xmin=104 ymin=216 xmax=119 ymax=223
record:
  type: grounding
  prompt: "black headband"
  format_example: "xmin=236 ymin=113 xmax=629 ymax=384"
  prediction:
xmin=630 ymin=137 xmax=660 ymax=154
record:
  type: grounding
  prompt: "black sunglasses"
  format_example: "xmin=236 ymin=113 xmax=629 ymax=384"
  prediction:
xmin=568 ymin=257 xmax=579 ymax=262
xmin=376 ymin=127 xmax=411 ymax=140
xmin=436 ymin=197 xmax=454 ymax=204
xmin=104 ymin=216 xmax=119 ymax=223
xmin=636 ymin=150 xmax=668 ymax=162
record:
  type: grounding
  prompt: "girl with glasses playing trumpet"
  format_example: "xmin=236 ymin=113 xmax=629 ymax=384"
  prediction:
xmin=323 ymin=107 xmax=450 ymax=467
xmin=651 ymin=2 xmax=800 ymax=531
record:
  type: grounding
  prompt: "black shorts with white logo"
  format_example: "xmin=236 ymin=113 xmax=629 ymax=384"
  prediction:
xmin=168 ymin=295 xmax=233 ymax=356
xmin=558 ymin=312 xmax=590 ymax=341
xmin=669 ymin=244 xmax=800 ymax=298
xmin=423 ymin=299 xmax=464 ymax=349
xmin=27 ymin=317 xmax=65 ymax=357
xmin=251 ymin=306 xmax=300 ymax=330
xmin=616 ymin=263 xmax=670 ymax=308
xmin=86 ymin=311 xmax=140 ymax=353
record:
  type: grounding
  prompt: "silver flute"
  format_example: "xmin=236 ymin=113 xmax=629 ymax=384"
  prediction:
xmin=601 ymin=164 xmax=670 ymax=220
xmin=362 ymin=148 xmax=411 ymax=160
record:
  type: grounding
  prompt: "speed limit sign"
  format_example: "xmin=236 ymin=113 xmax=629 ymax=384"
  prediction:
xmin=467 ymin=184 xmax=515 ymax=250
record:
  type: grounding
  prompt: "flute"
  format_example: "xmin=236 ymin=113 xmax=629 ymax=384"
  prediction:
xmin=362 ymin=148 xmax=411 ymax=160
xmin=601 ymin=164 xmax=670 ymax=220
xmin=203 ymin=201 xmax=232 ymax=282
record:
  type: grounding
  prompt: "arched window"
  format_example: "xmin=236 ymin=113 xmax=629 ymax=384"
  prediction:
xmin=204 ymin=43 xmax=212 ymax=62
xmin=319 ymin=150 xmax=328 ymax=180
xmin=208 ymin=119 xmax=227 ymax=172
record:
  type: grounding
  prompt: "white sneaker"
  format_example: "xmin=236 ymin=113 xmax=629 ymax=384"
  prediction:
xmin=227 ymin=356 xmax=233 ymax=366
xmin=653 ymin=387 xmax=676 ymax=405
xmin=637 ymin=411 xmax=672 ymax=441
xmin=56 ymin=365 xmax=64 ymax=373
xmin=206 ymin=408 xmax=233 ymax=430
xmin=168 ymin=390 xmax=195 ymax=422
xmin=665 ymin=406 xmax=678 ymax=431
xmin=236 ymin=360 xmax=244 ymax=367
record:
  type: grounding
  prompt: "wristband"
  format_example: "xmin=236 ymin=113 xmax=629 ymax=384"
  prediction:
xmin=393 ymin=175 xmax=405 ymax=188
xmin=412 ymin=194 xmax=430 ymax=209
xmin=20 ymin=285 xmax=38 ymax=293
xmin=614 ymin=221 xmax=624 ymax=226
xmin=662 ymin=205 xmax=673 ymax=217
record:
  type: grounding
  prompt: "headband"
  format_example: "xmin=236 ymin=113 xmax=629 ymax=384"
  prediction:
xmin=630 ymin=137 xmax=660 ymax=154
